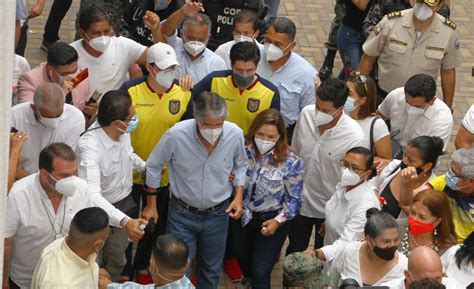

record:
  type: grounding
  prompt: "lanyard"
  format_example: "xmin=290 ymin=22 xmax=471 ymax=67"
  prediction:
xmin=41 ymin=198 xmax=66 ymax=240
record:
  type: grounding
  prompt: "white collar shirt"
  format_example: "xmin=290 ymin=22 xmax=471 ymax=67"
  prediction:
xmin=165 ymin=32 xmax=227 ymax=83
xmin=440 ymin=245 xmax=474 ymax=288
xmin=378 ymin=87 xmax=453 ymax=150
xmin=5 ymin=174 xmax=98 ymax=289
xmin=214 ymin=40 xmax=265 ymax=69
xmin=10 ymin=102 xmax=86 ymax=174
xmin=321 ymin=181 xmax=381 ymax=262
xmin=291 ymin=105 xmax=365 ymax=218
xmin=76 ymin=122 xmax=146 ymax=204
xmin=31 ymin=237 xmax=99 ymax=289
xmin=328 ymin=241 xmax=408 ymax=289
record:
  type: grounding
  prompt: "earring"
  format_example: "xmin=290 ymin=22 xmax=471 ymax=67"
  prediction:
xmin=433 ymin=228 xmax=438 ymax=236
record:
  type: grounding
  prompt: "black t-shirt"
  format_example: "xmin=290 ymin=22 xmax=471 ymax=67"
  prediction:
xmin=342 ymin=0 xmax=372 ymax=31
xmin=121 ymin=0 xmax=184 ymax=47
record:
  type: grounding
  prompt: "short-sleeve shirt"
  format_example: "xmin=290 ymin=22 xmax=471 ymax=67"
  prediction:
xmin=462 ymin=104 xmax=474 ymax=134
xmin=70 ymin=37 xmax=147 ymax=93
xmin=378 ymin=87 xmax=453 ymax=150
xmin=362 ymin=8 xmax=462 ymax=92
xmin=121 ymin=77 xmax=191 ymax=185
xmin=257 ymin=51 xmax=318 ymax=127
xmin=353 ymin=116 xmax=389 ymax=150
xmin=165 ymin=32 xmax=227 ymax=83
xmin=190 ymin=70 xmax=280 ymax=134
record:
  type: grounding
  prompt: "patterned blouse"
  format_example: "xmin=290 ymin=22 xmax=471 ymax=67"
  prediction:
xmin=241 ymin=147 xmax=304 ymax=226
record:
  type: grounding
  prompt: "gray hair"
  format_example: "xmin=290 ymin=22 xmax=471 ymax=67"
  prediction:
xmin=193 ymin=91 xmax=227 ymax=120
xmin=451 ymin=147 xmax=474 ymax=179
xmin=182 ymin=14 xmax=212 ymax=35
xmin=271 ymin=17 xmax=296 ymax=41
xmin=33 ymin=83 xmax=65 ymax=111
xmin=364 ymin=208 xmax=399 ymax=239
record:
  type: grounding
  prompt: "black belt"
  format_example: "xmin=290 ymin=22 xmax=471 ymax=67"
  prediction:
xmin=172 ymin=195 xmax=228 ymax=215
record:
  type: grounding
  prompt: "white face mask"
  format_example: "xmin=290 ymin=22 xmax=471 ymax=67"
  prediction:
xmin=405 ymin=103 xmax=426 ymax=116
xmin=234 ymin=34 xmax=254 ymax=43
xmin=199 ymin=126 xmax=223 ymax=145
xmin=184 ymin=41 xmax=206 ymax=57
xmin=88 ymin=35 xmax=112 ymax=52
xmin=49 ymin=174 xmax=85 ymax=197
xmin=264 ymin=43 xmax=286 ymax=62
xmin=254 ymin=137 xmax=278 ymax=155
xmin=340 ymin=167 xmax=362 ymax=187
xmin=314 ymin=108 xmax=337 ymax=126
xmin=413 ymin=3 xmax=434 ymax=21
xmin=155 ymin=69 xmax=176 ymax=89
xmin=41 ymin=117 xmax=61 ymax=129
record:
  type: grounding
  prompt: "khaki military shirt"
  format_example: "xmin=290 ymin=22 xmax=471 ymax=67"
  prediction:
xmin=363 ymin=8 xmax=462 ymax=93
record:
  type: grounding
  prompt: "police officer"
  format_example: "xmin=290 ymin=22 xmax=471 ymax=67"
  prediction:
xmin=201 ymin=0 xmax=268 ymax=51
xmin=362 ymin=0 xmax=451 ymax=39
xmin=359 ymin=0 xmax=462 ymax=108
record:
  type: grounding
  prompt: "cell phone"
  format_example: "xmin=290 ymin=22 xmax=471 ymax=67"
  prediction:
xmin=72 ymin=68 xmax=88 ymax=88
xmin=86 ymin=90 xmax=102 ymax=105
xmin=10 ymin=127 xmax=18 ymax=133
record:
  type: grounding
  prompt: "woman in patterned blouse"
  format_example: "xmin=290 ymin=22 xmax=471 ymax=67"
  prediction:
xmin=231 ymin=108 xmax=304 ymax=289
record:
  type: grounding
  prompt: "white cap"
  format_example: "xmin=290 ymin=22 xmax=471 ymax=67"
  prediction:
xmin=146 ymin=42 xmax=180 ymax=70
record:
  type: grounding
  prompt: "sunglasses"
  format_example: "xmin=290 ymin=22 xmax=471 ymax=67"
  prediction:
xmin=349 ymin=71 xmax=368 ymax=94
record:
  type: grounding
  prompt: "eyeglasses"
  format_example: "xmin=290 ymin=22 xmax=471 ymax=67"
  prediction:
xmin=339 ymin=159 xmax=366 ymax=174
xmin=349 ymin=71 xmax=368 ymax=94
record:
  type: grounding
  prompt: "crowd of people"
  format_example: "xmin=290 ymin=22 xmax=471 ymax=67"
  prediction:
xmin=6 ymin=0 xmax=474 ymax=288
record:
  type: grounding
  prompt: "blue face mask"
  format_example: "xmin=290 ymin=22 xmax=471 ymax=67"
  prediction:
xmin=344 ymin=97 xmax=357 ymax=113
xmin=119 ymin=116 xmax=139 ymax=134
xmin=446 ymin=168 xmax=461 ymax=190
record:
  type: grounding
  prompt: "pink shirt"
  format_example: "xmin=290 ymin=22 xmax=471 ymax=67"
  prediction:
xmin=16 ymin=63 xmax=91 ymax=111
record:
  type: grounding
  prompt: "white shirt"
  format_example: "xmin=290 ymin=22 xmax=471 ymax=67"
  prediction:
xmin=322 ymin=182 xmax=381 ymax=262
xmin=11 ymin=102 xmax=85 ymax=174
xmin=462 ymin=104 xmax=474 ymax=134
xmin=70 ymin=37 xmax=146 ymax=93
xmin=165 ymin=32 xmax=227 ymax=83
xmin=291 ymin=105 xmax=365 ymax=218
xmin=31 ymin=237 xmax=99 ymax=289
xmin=381 ymin=277 xmax=463 ymax=289
xmin=378 ymin=87 xmax=453 ymax=151
xmin=77 ymin=122 xmax=146 ymax=204
xmin=353 ymin=116 xmax=389 ymax=151
xmin=215 ymin=40 xmax=265 ymax=69
xmin=13 ymin=54 xmax=30 ymax=86
xmin=5 ymin=174 xmax=122 ymax=289
xmin=328 ymin=241 xmax=408 ymax=289
xmin=440 ymin=245 xmax=474 ymax=288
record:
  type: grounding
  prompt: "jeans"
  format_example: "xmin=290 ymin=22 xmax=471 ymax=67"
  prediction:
xmin=286 ymin=215 xmax=325 ymax=255
xmin=336 ymin=24 xmax=364 ymax=80
xmin=43 ymin=0 xmax=73 ymax=42
xmin=263 ymin=0 xmax=280 ymax=25
xmin=168 ymin=197 xmax=229 ymax=289
xmin=325 ymin=0 xmax=346 ymax=51
xmin=232 ymin=211 xmax=289 ymax=289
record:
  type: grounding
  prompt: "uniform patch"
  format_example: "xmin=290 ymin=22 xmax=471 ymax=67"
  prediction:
xmin=454 ymin=38 xmax=460 ymax=49
xmin=443 ymin=18 xmax=456 ymax=29
xmin=387 ymin=11 xmax=402 ymax=19
xmin=426 ymin=46 xmax=445 ymax=52
xmin=389 ymin=38 xmax=408 ymax=46
xmin=169 ymin=100 xmax=180 ymax=115
xmin=247 ymin=98 xmax=260 ymax=113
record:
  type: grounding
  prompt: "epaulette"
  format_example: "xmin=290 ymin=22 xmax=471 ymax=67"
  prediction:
xmin=443 ymin=18 xmax=456 ymax=29
xmin=387 ymin=11 xmax=402 ymax=19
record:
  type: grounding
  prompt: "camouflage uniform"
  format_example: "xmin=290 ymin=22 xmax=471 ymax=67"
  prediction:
xmin=282 ymin=252 xmax=330 ymax=289
xmin=75 ymin=0 xmax=129 ymax=39
xmin=324 ymin=0 xmax=345 ymax=51
xmin=362 ymin=0 xmax=450 ymax=38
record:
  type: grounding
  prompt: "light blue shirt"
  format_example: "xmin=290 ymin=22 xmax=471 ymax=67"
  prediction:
xmin=257 ymin=51 xmax=318 ymax=126
xmin=146 ymin=119 xmax=248 ymax=209
xmin=165 ymin=33 xmax=227 ymax=84
xmin=108 ymin=276 xmax=195 ymax=289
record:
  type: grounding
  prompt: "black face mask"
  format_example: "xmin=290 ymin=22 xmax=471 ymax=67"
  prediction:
xmin=373 ymin=245 xmax=398 ymax=261
xmin=400 ymin=162 xmax=425 ymax=175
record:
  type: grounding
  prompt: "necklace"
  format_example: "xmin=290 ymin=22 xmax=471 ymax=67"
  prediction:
xmin=411 ymin=234 xmax=439 ymax=252
xmin=41 ymin=198 xmax=66 ymax=240
xmin=400 ymin=228 xmax=438 ymax=256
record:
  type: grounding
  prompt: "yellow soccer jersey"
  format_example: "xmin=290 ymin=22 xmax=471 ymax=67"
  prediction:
xmin=188 ymin=70 xmax=280 ymax=134
xmin=121 ymin=77 xmax=191 ymax=185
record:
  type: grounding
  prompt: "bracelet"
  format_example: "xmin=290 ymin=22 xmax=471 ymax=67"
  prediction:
xmin=143 ymin=185 xmax=157 ymax=195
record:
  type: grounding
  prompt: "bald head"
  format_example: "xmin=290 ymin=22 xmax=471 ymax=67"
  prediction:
xmin=408 ymin=247 xmax=443 ymax=283
xmin=33 ymin=83 xmax=65 ymax=113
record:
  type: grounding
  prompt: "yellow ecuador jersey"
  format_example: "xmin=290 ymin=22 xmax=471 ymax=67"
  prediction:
xmin=188 ymin=70 xmax=280 ymax=134
xmin=120 ymin=77 xmax=191 ymax=185
xmin=428 ymin=175 xmax=474 ymax=243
